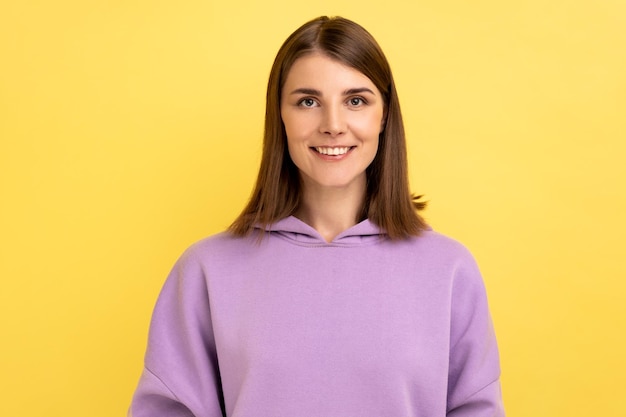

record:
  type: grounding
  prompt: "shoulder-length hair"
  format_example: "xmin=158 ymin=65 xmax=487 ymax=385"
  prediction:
xmin=229 ymin=16 xmax=427 ymax=239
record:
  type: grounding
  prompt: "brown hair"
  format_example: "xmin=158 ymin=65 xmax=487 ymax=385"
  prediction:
xmin=229 ymin=16 xmax=427 ymax=239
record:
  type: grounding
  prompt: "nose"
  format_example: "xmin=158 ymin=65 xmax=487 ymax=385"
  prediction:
xmin=319 ymin=103 xmax=346 ymax=137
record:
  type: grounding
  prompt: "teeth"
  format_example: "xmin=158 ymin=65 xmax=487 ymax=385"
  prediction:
xmin=315 ymin=147 xmax=350 ymax=155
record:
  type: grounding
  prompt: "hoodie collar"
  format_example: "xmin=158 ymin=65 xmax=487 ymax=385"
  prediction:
xmin=255 ymin=216 xmax=387 ymax=246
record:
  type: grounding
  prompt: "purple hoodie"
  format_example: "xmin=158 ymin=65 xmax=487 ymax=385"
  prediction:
xmin=130 ymin=217 xmax=504 ymax=416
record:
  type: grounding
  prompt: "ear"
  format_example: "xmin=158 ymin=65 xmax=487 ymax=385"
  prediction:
xmin=380 ymin=110 xmax=387 ymax=133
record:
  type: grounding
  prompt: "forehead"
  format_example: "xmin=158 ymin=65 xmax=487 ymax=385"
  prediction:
xmin=283 ymin=52 xmax=378 ymax=92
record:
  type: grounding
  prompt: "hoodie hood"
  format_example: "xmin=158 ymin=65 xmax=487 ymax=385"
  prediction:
xmin=254 ymin=216 xmax=387 ymax=247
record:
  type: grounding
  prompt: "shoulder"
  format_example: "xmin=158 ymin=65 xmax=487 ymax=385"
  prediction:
xmin=185 ymin=230 xmax=247 ymax=253
xmin=397 ymin=229 xmax=486 ymax=289
xmin=156 ymin=231 xmax=254 ymax=297
xmin=174 ymin=230 xmax=259 ymax=268
xmin=395 ymin=228 xmax=478 ymax=266
xmin=416 ymin=231 xmax=489 ymax=299
xmin=416 ymin=229 xmax=473 ymax=254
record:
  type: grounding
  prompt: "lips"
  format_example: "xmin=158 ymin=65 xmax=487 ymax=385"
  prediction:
xmin=313 ymin=146 xmax=353 ymax=156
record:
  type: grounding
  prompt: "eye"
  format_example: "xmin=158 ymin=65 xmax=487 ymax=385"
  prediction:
xmin=298 ymin=98 xmax=318 ymax=108
xmin=348 ymin=97 xmax=366 ymax=106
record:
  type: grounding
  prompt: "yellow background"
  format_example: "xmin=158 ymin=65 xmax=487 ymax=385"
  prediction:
xmin=1 ymin=0 xmax=624 ymax=415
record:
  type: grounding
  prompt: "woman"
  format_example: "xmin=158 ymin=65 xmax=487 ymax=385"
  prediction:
xmin=130 ymin=16 xmax=505 ymax=417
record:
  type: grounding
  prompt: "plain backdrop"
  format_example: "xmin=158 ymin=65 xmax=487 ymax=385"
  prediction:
xmin=1 ymin=0 xmax=625 ymax=415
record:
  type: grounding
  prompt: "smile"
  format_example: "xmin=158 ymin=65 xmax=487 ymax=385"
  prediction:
xmin=314 ymin=146 xmax=353 ymax=156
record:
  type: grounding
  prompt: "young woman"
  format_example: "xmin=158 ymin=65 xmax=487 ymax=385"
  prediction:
xmin=130 ymin=16 xmax=505 ymax=417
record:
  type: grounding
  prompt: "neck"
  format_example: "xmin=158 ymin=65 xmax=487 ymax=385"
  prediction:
xmin=295 ymin=179 xmax=366 ymax=243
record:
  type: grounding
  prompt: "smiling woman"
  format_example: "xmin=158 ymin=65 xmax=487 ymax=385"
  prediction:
xmin=280 ymin=53 xmax=384 ymax=237
xmin=129 ymin=16 xmax=505 ymax=417
xmin=229 ymin=16 xmax=427 ymax=241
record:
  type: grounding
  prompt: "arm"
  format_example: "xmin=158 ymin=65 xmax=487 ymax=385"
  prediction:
xmin=446 ymin=254 xmax=505 ymax=417
xmin=129 ymin=247 xmax=225 ymax=417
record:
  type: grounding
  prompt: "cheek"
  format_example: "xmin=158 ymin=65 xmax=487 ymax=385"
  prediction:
xmin=283 ymin=112 xmax=318 ymax=142
xmin=281 ymin=111 xmax=300 ymax=138
xmin=354 ymin=115 xmax=385 ymax=139
xmin=284 ymin=129 xmax=305 ymax=165
xmin=355 ymin=105 xmax=384 ymax=133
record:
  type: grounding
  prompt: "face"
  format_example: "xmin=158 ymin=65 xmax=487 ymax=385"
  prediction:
xmin=280 ymin=53 xmax=385 ymax=194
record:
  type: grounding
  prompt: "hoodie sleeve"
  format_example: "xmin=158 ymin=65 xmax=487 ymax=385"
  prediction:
xmin=129 ymin=246 xmax=225 ymax=417
xmin=446 ymin=253 xmax=505 ymax=417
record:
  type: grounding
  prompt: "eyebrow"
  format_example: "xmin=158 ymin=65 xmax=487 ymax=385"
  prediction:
xmin=288 ymin=87 xmax=376 ymax=96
